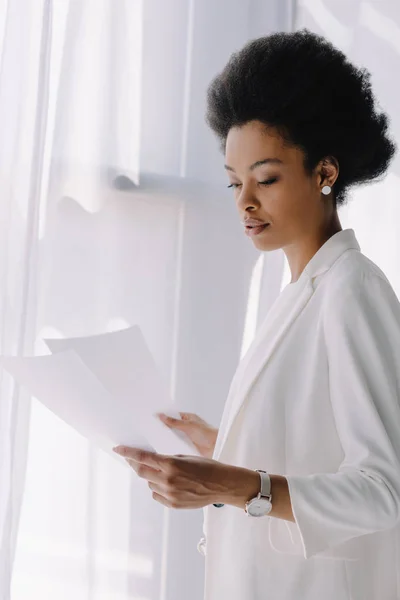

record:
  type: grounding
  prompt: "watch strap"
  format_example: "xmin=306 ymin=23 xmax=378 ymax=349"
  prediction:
xmin=255 ymin=469 xmax=271 ymax=498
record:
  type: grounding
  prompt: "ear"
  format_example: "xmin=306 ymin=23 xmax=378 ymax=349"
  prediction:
xmin=317 ymin=155 xmax=339 ymax=189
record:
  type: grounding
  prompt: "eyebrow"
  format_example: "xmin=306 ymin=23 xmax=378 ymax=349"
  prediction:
xmin=224 ymin=158 xmax=283 ymax=172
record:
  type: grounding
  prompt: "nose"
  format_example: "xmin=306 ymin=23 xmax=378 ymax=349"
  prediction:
xmin=235 ymin=183 xmax=259 ymax=212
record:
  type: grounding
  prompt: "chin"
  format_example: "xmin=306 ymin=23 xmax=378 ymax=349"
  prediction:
xmin=247 ymin=225 xmax=283 ymax=251
xmin=252 ymin=238 xmax=282 ymax=252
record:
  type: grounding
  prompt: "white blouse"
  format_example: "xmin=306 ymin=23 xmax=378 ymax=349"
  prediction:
xmin=199 ymin=228 xmax=400 ymax=600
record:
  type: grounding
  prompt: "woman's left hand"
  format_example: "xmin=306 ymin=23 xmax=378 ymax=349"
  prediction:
xmin=112 ymin=445 xmax=258 ymax=509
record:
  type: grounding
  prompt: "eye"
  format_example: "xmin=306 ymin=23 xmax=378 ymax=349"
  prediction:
xmin=259 ymin=177 xmax=278 ymax=186
xmin=227 ymin=177 xmax=278 ymax=189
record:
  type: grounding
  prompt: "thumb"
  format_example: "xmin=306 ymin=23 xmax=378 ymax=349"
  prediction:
xmin=156 ymin=413 xmax=187 ymax=430
xmin=179 ymin=412 xmax=201 ymax=422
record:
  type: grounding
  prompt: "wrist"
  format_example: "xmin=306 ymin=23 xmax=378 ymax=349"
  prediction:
xmin=220 ymin=466 xmax=261 ymax=509
xmin=214 ymin=467 xmax=295 ymax=523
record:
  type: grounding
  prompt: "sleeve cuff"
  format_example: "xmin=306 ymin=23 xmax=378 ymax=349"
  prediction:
xmin=278 ymin=473 xmax=373 ymax=560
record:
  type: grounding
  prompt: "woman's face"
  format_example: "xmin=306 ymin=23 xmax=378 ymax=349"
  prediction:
xmin=224 ymin=120 xmax=335 ymax=251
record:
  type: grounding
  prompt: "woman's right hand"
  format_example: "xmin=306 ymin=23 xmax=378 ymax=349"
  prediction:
xmin=156 ymin=412 xmax=218 ymax=459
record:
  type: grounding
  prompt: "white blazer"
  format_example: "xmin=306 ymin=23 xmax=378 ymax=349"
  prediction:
xmin=199 ymin=228 xmax=400 ymax=600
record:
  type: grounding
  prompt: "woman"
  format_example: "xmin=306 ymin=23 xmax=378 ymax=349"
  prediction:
xmin=113 ymin=29 xmax=400 ymax=599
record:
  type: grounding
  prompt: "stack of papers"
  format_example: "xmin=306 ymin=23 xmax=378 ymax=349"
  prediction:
xmin=0 ymin=326 xmax=195 ymax=465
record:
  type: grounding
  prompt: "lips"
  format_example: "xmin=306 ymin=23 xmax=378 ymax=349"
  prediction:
xmin=245 ymin=223 xmax=270 ymax=237
xmin=244 ymin=219 xmax=269 ymax=227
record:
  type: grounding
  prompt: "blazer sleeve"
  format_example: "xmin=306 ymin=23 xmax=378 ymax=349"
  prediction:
xmin=284 ymin=270 xmax=400 ymax=559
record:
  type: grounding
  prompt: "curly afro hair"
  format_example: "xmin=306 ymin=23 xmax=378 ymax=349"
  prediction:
xmin=205 ymin=29 xmax=396 ymax=206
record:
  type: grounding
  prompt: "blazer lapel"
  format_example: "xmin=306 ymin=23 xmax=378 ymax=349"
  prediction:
xmin=214 ymin=274 xmax=314 ymax=460
xmin=213 ymin=228 xmax=361 ymax=461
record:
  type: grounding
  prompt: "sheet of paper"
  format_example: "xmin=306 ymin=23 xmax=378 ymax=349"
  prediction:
xmin=0 ymin=350 xmax=193 ymax=465
xmin=44 ymin=326 xmax=193 ymax=450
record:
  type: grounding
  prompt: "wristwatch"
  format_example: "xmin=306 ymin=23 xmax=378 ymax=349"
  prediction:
xmin=244 ymin=469 xmax=272 ymax=517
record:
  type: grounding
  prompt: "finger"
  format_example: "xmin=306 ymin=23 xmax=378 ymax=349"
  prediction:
xmin=179 ymin=412 xmax=199 ymax=421
xmin=156 ymin=413 xmax=187 ymax=429
xmin=148 ymin=480 xmax=165 ymax=494
xmin=113 ymin=446 xmax=170 ymax=470
xmin=127 ymin=460 xmax=163 ymax=481
xmin=150 ymin=490 xmax=173 ymax=508
xmin=126 ymin=458 xmax=139 ymax=472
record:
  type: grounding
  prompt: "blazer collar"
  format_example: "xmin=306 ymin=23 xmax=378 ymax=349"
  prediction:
xmin=300 ymin=227 xmax=360 ymax=284
xmin=213 ymin=228 xmax=360 ymax=461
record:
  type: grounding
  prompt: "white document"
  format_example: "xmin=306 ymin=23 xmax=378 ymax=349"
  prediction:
xmin=0 ymin=327 xmax=195 ymax=465
xmin=44 ymin=326 xmax=192 ymax=451
xmin=44 ymin=326 xmax=175 ymax=416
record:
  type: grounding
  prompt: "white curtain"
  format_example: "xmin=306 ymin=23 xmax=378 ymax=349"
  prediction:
xmin=0 ymin=2 xmax=294 ymax=600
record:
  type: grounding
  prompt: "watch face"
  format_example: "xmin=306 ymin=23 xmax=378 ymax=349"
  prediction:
xmin=247 ymin=498 xmax=272 ymax=517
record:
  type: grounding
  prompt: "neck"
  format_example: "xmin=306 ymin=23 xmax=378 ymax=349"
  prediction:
xmin=284 ymin=213 xmax=342 ymax=284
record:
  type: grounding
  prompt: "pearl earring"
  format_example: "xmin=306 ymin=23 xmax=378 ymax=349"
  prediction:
xmin=321 ymin=185 xmax=331 ymax=195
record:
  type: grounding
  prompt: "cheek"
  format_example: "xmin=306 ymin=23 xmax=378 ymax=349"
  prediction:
xmin=261 ymin=181 xmax=305 ymax=222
